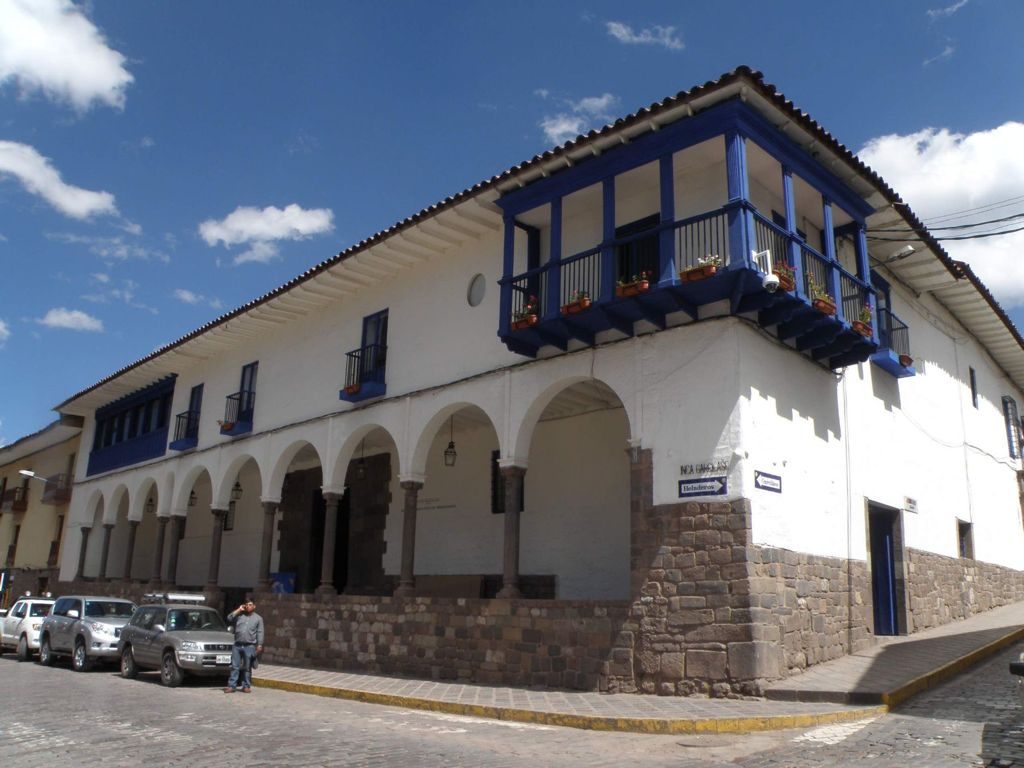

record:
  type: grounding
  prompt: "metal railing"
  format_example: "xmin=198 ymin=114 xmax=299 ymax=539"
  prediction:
xmin=1 ymin=486 xmax=26 ymax=512
xmin=47 ymin=540 xmax=60 ymax=567
xmin=559 ymin=247 xmax=602 ymax=307
xmin=877 ymin=308 xmax=911 ymax=358
xmin=344 ymin=343 xmax=387 ymax=390
xmin=173 ymin=410 xmax=200 ymax=443
xmin=752 ymin=215 xmax=789 ymax=276
xmin=674 ymin=209 xmax=730 ymax=273
xmin=41 ymin=474 xmax=71 ymax=505
xmin=223 ymin=390 xmax=255 ymax=425
xmin=509 ymin=266 xmax=547 ymax=326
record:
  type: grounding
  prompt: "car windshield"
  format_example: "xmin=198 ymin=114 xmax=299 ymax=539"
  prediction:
xmin=84 ymin=600 xmax=136 ymax=618
xmin=166 ymin=609 xmax=226 ymax=632
xmin=29 ymin=603 xmax=51 ymax=617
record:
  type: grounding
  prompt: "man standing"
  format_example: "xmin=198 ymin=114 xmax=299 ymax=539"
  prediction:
xmin=224 ymin=599 xmax=264 ymax=693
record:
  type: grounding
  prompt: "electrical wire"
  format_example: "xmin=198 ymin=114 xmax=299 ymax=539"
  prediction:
xmin=869 ymin=209 xmax=1024 ymax=233
xmin=868 ymin=221 xmax=1024 ymax=243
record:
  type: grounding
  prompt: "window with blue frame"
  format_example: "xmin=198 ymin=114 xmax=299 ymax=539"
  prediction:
xmin=88 ymin=377 xmax=175 ymax=475
xmin=360 ymin=309 xmax=388 ymax=384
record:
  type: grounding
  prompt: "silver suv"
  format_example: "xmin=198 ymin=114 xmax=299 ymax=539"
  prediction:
xmin=118 ymin=594 xmax=234 ymax=687
xmin=39 ymin=596 xmax=136 ymax=671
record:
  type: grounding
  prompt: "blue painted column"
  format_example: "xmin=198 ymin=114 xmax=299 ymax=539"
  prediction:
xmin=658 ymin=154 xmax=676 ymax=286
xmin=855 ymin=224 xmax=876 ymax=326
xmin=725 ymin=131 xmax=753 ymax=269
xmin=782 ymin=167 xmax=805 ymax=299
xmin=821 ymin=197 xmax=844 ymax=323
xmin=499 ymin=213 xmax=515 ymax=335
xmin=600 ymin=177 xmax=616 ymax=301
xmin=544 ymin=198 xmax=562 ymax=320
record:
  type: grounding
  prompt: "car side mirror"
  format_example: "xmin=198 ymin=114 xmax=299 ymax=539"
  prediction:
xmin=67 ymin=609 xmax=79 ymax=619
xmin=153 ymin=624 xmax=165 ymax=633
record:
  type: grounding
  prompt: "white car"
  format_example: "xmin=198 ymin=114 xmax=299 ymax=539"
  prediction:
xmin=0 ymin=595 xmax=56 ymax=661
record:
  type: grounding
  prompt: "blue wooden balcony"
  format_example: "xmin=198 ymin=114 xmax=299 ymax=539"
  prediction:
xmin=220 ymin=390 xmax=254 ymax=436
xmin=499 ymin=203 xmax=880 ymax=370
xmin=871 ymin=308 xmax=915 ymax=378
xmin=87 ymin=428 xmax=168 ymax=475
xmin=339 ymin=343 xmax=387 ymax=403
xmin=169 ymin=409 xmax=200 ymax=451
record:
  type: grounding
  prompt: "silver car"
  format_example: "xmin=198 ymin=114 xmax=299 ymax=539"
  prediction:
xmin=0 ymin=595 xmax=55 ymax=660
xmin=118 ymin=596 xmax=235 ymax=687
xmin=38 ymin=596 xmax=136 ymax=671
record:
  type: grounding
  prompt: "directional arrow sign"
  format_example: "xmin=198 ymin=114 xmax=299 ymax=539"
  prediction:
xmin=754 ymin=470 xmax=782 ymax=493
xmin=678 ymin=477 xmax=727 ymax=498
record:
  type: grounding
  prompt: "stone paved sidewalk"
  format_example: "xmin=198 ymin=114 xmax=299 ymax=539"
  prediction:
xmin=251 ymin=599 xmax=1024 ymax=734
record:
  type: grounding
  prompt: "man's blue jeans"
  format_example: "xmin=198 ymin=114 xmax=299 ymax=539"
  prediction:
xmin=227 ymin=644 xmax=257 ymax=690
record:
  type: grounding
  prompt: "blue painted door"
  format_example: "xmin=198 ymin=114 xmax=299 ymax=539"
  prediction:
xmin=869 ymin=511 xmax=899 ymax=636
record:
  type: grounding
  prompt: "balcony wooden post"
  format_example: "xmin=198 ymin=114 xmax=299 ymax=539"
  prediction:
xmin=316 ymin=495 xmax=340 ymax=596
xmin=781 ymin=166 xmax=805 ymax=299
xmin=855 ymin=225 xmax=876 ymax=325
xmin=121 ymin=520 xmax=139 ymax=583
xmin=206 ymin=508 xmax=227 ymax=586
xmin=394 ymin=480 xmax=423 ymax=597
xmin=74 ymin=525 xmax=91 ymax=581
xmin=98 ymin=523 xmax=114 ymax=581
xmin=499 ymin=213 xmax=515 ymax=335
xmin=600 ymin=177 xmax=616 ymax=301
xmin=496 ymin=465 xmax=526 ymax=599
xmin=822 ymin=196 xmax=844 ymax=323
xmin=544 ymin=197 xmax=562 ymax=319
xmin=658 ymin=154 xmax=676 ymax=286
xmin=725 ymin=130 xmax=752 ymax=268
xmin=149 ymin=516 xmax=168 ymax=586
xmin=166 ymin=515 xmax=183 ymax=587
xmin=258 ymin=501 xmax=279 ymax=590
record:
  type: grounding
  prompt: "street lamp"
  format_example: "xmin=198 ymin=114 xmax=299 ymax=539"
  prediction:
xmin=443 ymin=416 xmax=457 ymax=467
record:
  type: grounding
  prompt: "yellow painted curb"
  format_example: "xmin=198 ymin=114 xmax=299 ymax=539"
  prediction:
xmin=882 ymin=625 xmax=1024 ymax=709
xmin=251 ymin=676 xmax=886 ymax=735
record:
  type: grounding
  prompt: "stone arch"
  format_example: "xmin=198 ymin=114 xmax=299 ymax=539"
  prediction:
xmin=409 ymin=401 xmax=501 ymax=479
xmin=327 ymin=423 xmax=401 ymax=489
xmin=511 ymin=374 xmax=634 ymax=463
xmin=175 ymin=463 xmax=214 ymax=512
xmin=214 ymin=452 xmax=264 ymax=508
xmin=131 ymin=476 xmax=159 ymax=521
xmin=106 ymin=483 xmax=129 ymax=525
xmin=268 ymin=440 xmax=325 ymax=500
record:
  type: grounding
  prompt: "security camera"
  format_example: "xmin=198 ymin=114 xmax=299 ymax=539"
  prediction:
xmin=762 ymin=273 xmax=780 ymax=293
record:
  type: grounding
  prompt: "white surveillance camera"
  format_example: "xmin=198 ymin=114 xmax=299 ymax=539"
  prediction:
xmin=762 ymin=273 xmax=780 ymax=293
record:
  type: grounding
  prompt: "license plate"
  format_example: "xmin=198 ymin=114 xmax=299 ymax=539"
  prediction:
xmin=216 ymin=654 xmax=231 ymax=664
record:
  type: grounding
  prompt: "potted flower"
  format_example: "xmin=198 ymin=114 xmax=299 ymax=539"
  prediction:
xmin=343 ymin=383 xmax=362 ymax=396
xmin=807 ymin=277 xmax=836 ymax=316
xmin=775 ymin=263 xmax=796 ymax=293
xmin=218 ymin=420 xmax=235 ymax=431
xmin=680 ymin=254 xmax=721 ymax=282
xmin=511 ymin=296 xmax=540 ymax=330
xmin=561 ymin=289 xmax=592 ymax=315
xmin=616 ymin=271 xmax=651 ymax=298
xmin=899 ymin=353 xmax=914 ymax=368
xmin=852 ymin=303 xmax=873 ymax=338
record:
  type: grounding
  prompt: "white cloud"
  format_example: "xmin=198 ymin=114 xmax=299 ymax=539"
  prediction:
xmin=0 ymin=140 xmax=117 ymax=219
xmin=173 ymin=288 xmax=221 ymax=309
xmin=0 ymin=233 xmax=7 ymax=241
xmin=606 ymin=21 xmax=683 ymax=51
xmin=233 ymin=241 xmax=279 ymax=265
xmin=0 ymin=319 xmax=9 ymax=346
xmin=539 ymin=92 xmax=619 ymax=145
xmin=927 ymin=0 xmax=969 ymax=18
xmin=0 ymin=0 xmax=133 ymax=111
xmin=923 ymin=44 xmax=955 ymax=66
xmin=37 ymin=307 xmax=103 ymax=331
xmin=48 ymin=232 xmax=168 ymax=262
xmin=198 ymin=203 xmax=334 ymax=267
xmin=93 ymin=272 xmax=109 ymax=283
xmin=859 ymin=122 xmax=1024 ymax=306
xmin=540 ymin=114 xmax=588 ymax=145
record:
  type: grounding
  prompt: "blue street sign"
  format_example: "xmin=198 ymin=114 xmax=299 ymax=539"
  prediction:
xmin=678 ymin=476 xmax=727 ymax=498
xmin=754 ymin=470 xmax=782 ymax=494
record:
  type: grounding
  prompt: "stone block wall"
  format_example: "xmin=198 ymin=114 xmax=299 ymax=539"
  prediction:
xmin=256 ymin=592 xmax=628 ymax=690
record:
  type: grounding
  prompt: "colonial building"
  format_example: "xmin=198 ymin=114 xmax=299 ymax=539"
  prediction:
xmin=47 ymin=67 xmax=1024 ymax=695
xmin=0 ymin=419 xmax=81 ymax=606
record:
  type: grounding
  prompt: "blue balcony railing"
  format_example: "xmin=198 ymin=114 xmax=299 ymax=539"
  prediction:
xmin=871 ymin=307 xmax=915 ymax=378
xmin=87 ymin=428 xmax=168 ymax=475
xmin=502 ymin=202 xmax=880 ymax=369
xmin=220 ymin=390 xmax=255 ymax=436
xmin=340 ymin=343 xmax=387 ymax=402
xmin=169 ymin=409 xmax=200 ymax=451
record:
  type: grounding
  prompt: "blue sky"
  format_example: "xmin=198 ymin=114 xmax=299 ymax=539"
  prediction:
xmin=1 ymin=0 xmax=1023 ymax=444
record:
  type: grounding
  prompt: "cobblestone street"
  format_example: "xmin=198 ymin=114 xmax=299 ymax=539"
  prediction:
xmin=0 ymin=643 xmax=1020 ymax=767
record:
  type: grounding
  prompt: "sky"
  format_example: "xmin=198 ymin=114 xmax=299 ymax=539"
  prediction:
xmin=1 ymin=0 xmax=1023 ymax=445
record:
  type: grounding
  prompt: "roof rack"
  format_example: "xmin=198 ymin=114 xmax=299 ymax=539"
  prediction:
xmin=142 ymin=592 xmax=207 ymax=605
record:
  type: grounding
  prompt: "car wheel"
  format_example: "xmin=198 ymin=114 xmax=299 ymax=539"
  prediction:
xmin=160 ymin=651 xmax=184 ymax=687
xmin=38 ymin=636 xmax=54 ymax=666
xmin=72 ymin=639 xmax=94 ymax=672
xmin=120 ymin=645 xmax=138 ymax=678
xmin=16 ymin=635 xmax=30 ymax=662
